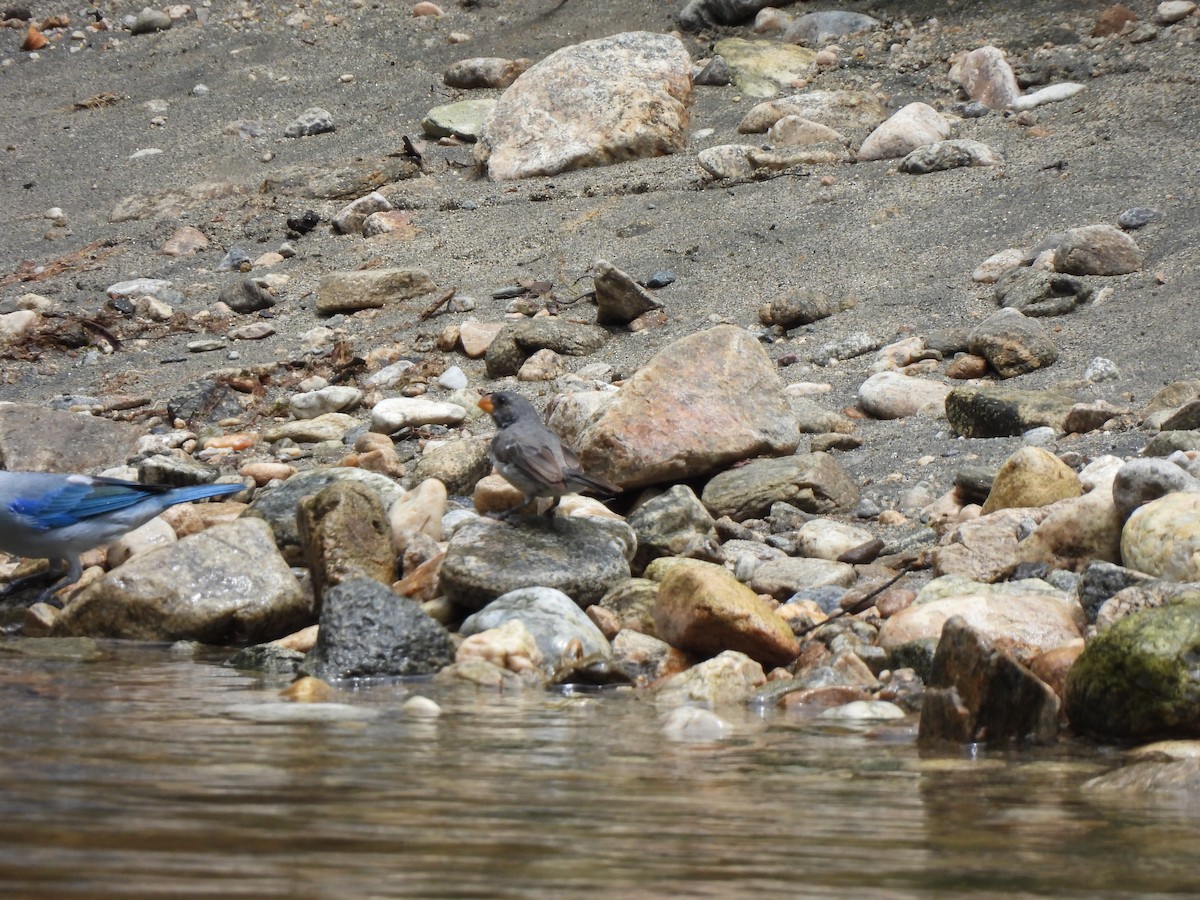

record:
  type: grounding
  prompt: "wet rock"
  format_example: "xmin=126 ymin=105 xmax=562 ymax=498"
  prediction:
xmin=422 ymin=99 xmax=495 ymax=142
xmin=711 ymin=37 xmax=817 ymax=98
xmin=758 ymin=290 xmax=844 ymax=329
xmin=593 ymin=259 xmax=662 ymax=326
xmin=858 ymin=102 xmax=952 ymax=162
xmin=1052 ymin=224 xmax=1144 ymax=276
xmin=700 ymin=452 xmax=859 ymax=521
xmin=439 ymin=516 xmax=635 ymax=613
xmin=284 ymin=107 xmax=335 ymax=138
xmin=550 ymin=326 xmax=798 ymax=490
xmin=224 ymin=643 xmax=305 ymax=675
xmin=246 ymin=468 xmax=403 ymax=551
xmin=316 ymin=268 xmax=436 ymax=313
xmin=1085 ymin=759 xmax=1200 ymax=803
xmin=370 ymin=397 xmax=467 ymax=433
xmin=899 ymin=139 xmax=1003 ymax=174
xmin=950 ymin=45 xmax=1021 ymax=109
xmin=652 ymin=561 xmax=798 ymax=668
xmin=409 ymin=435 xmax=492 ymax=495
xmin=443 ymin=57 xmax=529 ymax=89
xmin=597 ymin=578 xmax=661 ymax=636
xmin=918 ymin=616 xmax=1060 ymax=745
xmin=654 ymin=650 xmax=766 ymax=707
xmin=1113 ymin=459 xmax=1200 ymax=521
xmin=1123 ymin=492 xmax=1200 ymax=581
xmin=737 ymin=91 xmax=886 ymax=139
xmin=1066 ymin=601 xmax=1200 ymax=739
xmin=857 ymin=372 xmax=950 ymax=419
xmin=968 ymin=308 xmax=1058 ymax=378
xmin=627 ymin=484 xmax=721 ymax=573
xmin=475 ymin=32 xmax=691 ymax=180
xmin=660 ymin=706 xmax=733 ymax=741
xmin=878 ymin=575 xmax=1084 ymax=664
xmin=994 ymin=269 xmax=1092 ymax=317
xmin=485 ymin=318 xmax=609 ymax=378
xmin=783 ymin=10 xmax=879 ymax=45
xmin=0 ymin=404 xmax=142 ymax=472
xmin=980 ymin=446 xmax=1082 ymax=514
xmin=297 ymin=482 xmax=395 ymax=606
xmin=946 ymin=384 xmax=1076 ymax=438
xmin=455 ymin=619 xmax=543 ymax=674
xmin=300 ymin=578 xmax=454 ymax=680
xmin=332 ymin=191 xmax=391 ymax=234
xmin=53 ymin=519 xmax=311 ymax=644
xmin=460 ymin=586 xmax=611 ymax=671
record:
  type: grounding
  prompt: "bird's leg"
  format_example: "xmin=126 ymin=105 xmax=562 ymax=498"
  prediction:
xmin=542 ymin=496 xmax=561 ymax=517
xmin=36 ymin=556 xmax=83 ymax=608
xmin=492 ymin=495 xmax=538 ymax=522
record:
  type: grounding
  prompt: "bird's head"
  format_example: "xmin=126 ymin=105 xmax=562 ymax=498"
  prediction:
xmin=478 ymin=391 xmax=538 ymax=428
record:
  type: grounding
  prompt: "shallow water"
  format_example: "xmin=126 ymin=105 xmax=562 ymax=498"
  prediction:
xmin=0 ymin=639 xmax=1196 ymax=899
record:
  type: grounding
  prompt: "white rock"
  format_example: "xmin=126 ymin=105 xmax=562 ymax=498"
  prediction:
xmin=1010 ymin=82 xmax=1086 ymax=112
xmin=857 ymin=102 xmax=952 ymax=162
xmin=290 ymin=385 xmax=363 ymax=419
xmin=857 ymin=371 xmax=950 ymax=419
xmin=370 ymin=397 xmax=467 ymax=433
xmin=795 ymin=519 xmax=876 ymax=560
xmin=972 ymin=248 xmax=1026 ymax=283
xmin=1156 ymin=1 xmax=1197 ymax=24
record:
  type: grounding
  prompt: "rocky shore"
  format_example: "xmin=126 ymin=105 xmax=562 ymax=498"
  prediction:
xmin=3 ymin=0 xmax=1200 ymax=795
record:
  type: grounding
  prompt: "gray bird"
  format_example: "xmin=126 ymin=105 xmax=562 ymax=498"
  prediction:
xmin=0 ymin=471 xmax=243 ymax=603
xmin=478 ymin=391 xmax=617 ymax=515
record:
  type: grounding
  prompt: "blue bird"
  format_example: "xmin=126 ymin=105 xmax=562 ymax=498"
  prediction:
xmin=0 ymin=471 xmax=243 ymax=603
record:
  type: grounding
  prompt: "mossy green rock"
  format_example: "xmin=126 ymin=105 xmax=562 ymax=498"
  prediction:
xmin=1065 ymin=601 xmax=1200 ymax=739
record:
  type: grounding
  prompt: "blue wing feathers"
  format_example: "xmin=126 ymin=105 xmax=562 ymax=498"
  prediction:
xmin=9 ymin=479 xmax=240 ymax=530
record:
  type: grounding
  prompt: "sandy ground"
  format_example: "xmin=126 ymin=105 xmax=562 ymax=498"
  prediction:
xmin=0 ymin=0 xmax=1197 ymax=504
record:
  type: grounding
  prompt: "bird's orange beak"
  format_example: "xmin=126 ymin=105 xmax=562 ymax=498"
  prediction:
xmin=478 ymin=394 xmax=494 ymax=414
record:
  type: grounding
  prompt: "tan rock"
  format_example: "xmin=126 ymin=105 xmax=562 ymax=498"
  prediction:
xmin=981 ymin=446 xmax=1082 ymax=514
xmin=654 ymin=563 xmax=800 ymax=668
xmin=1122 ymin=491 xmax=1200 ymax=581
xmin=549 ymin=325 xmax=799 ymax=490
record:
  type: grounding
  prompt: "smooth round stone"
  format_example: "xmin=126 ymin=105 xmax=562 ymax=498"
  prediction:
xmin=370 ymin=397 xmax=466 ymax=433
xmin=1122 ymin=492 xmax=1200 ymax=580
xmin=1117 ymin=206 xmax=1161 ymax=230
xmin=660 ymin=706 xmax=732 ymax=742
xmin=818 ymin=700 xmax=906 ymax=721
xmin=290 ymin=385 xmax=363 ymax=419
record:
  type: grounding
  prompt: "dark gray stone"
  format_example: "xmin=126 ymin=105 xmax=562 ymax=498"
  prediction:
xmin=994 ymin=268 xmax=1092 ymax=317
xmin=1079 ymin=561 xmax=1156 ymax=622
xmin=784 ymin=11 xmax=880 ymax=45
xmin=167 ymin=377 xmax=248 ymax=425
xmin=677 ymin=0 xmax=773 ymax=30
xmin=945 ymin=385 xmax=1076 ymax=438
xmin=627 ymin=484 xmax=721 ymax=573
xmin=1112 ymin=458 xmax=1200 ymax=522
xmin=300 ymin=578 xmax=454 ymax=680
xmin=1117 ymin=207 xmax=1160 ymax=230
xmin=224 ymin=643 xmax=305 ymax=675
xmin=439 ymin=515 xmax=636 ymax=613
xmin=700 ymin=452 xmax=860 ymax=521
xmin=918 ymin=616 xmax=1059 ymax=746
xmin=219 ymin=278 xmax=276 ymax=313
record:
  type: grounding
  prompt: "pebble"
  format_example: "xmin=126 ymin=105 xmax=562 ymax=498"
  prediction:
xmin=1117 ymin=206 xmax=1160 ymax=230
xmin=284 ymin=107 xmax=335 ymax=138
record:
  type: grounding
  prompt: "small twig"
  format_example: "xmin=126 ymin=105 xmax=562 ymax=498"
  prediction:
xmin=793 ymin=560 xmax=915 ymax=639
xmin=417 ymin=288 xmax=456 ymax=320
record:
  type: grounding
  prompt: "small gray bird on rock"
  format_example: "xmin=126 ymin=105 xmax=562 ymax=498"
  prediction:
xmin=478 ymin=391 xmax=617 ymax=515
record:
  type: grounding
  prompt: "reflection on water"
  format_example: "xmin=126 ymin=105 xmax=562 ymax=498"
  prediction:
xmin=0 ymin=639 xmax=1195 ymax=898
